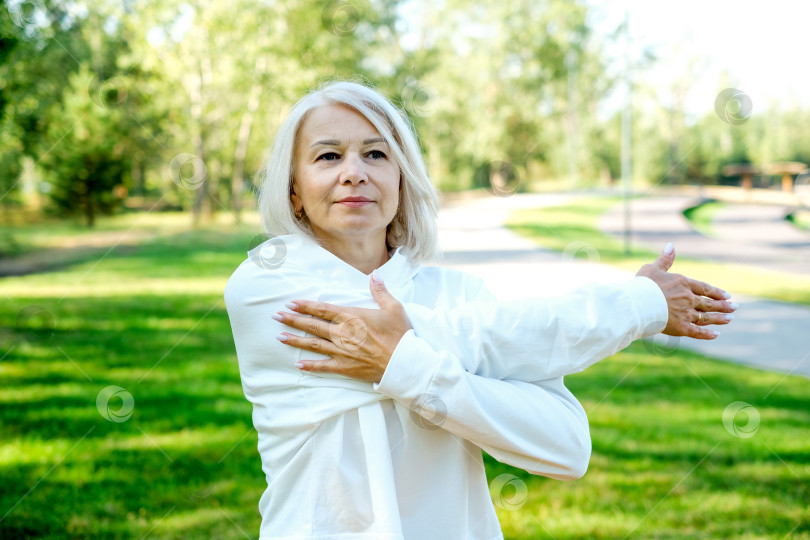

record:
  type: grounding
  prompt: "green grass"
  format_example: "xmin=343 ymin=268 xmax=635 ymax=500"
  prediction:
xmin=787 ymin=209 xmax=810 ymax=231
xmin=682 ymin=199 xmax=726 ymax=236
xmin=505 ymin=197 xmax=810 ymax=306
xmin=1 ymin=213 xmax=808 ymax=538
xmin=0 ymin=211 xmax=196 ymax=258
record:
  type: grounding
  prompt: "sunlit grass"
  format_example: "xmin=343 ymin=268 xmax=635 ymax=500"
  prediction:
xmin=505 ymin=197 xmax=810 ymax=305
xmin=682 ymin=199 xmax=726 ymax=236
xmin=0 ymin=210 xmax=261 ymax=256
xmin=787 ymin=209 xmax=810 ymax=231
xmin=1 ymin=213 xmax=808 ymax=538
xmin=493 ymin=343 xmax=810 ymax=539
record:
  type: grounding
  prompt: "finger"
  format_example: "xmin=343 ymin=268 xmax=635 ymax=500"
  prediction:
xmin=274 ymin=311 xmax=333 ymax=341
xmin=295 ymin=357 xmax=341 ymax=374
xmin=653 ymin=242 xmax=676 ymax=271
xmin=697 ymin=311 xmax=735 ymax=325
xmin=286 ymin=299 xmax=354 ymax=323
xmin=369 ymin=270 xmax=401 ymax=310
xmin=277 ymin=331 xmax=338 ymax=356
xmin=696 ymin=297 xmax=738 ymax=313
xmin=685 ymin=323 xmax=720 ymax=340
xmin=687 ymin=278 xmax=730 ymax=301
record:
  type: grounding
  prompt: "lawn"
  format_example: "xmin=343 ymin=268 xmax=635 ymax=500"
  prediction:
xmin=504 ymin=197 xmax=810 ymax=306
xmin=1 ymin=212 xmax=808 ymax=538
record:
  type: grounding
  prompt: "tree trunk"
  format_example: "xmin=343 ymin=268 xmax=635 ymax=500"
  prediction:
xmin=189 ymin=62 xmax=208 ymax=227
xmin=232 ymin=55 xmax=267 ymax=223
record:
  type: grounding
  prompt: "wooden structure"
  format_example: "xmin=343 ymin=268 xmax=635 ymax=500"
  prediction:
xmin=764 ymin=162 xmax=808 ymax=193
xmin=722 ymin=163 xmax=759 ymax=191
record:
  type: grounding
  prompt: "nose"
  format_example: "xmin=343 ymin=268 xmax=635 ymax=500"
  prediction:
xmin=339 ymin=153 xmax=368 ymax=185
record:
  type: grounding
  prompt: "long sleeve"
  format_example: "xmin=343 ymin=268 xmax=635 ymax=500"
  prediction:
xmin=401 ymin=276 xmax=668 ymax=381
xmin=375 ymin=329 xmax=591 ymax=479
xmin=374 ymin=275 xmax=667 ymax=479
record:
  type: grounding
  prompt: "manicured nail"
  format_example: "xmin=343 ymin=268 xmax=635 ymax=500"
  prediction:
xmin=272 ymin=312 xmax=283 ymax=322
xmin=729 ymin=302 xmax=739 ymax=311
xmin=372 ymin=269 xmax=383 ymax=284
xmin=663 ymin=242 xmax=674 ymax=255
xmin=712 ymin=331 xmax=720 ymax=337
xmin=724 ymin=314 xmax=735 ymax=321
xmin=295 ymin=362 xmax=304 ymax=369
xmin=276 ymin=333 xmax=289 ymax=342
xmin=723 ymin=292 xmax=731 ymax=299
xmin=285 ymin=302 xmax=298 ymax=310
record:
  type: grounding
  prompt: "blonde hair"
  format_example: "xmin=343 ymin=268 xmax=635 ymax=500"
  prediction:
xmin=256 ymin=80 xmax=441 ymax=263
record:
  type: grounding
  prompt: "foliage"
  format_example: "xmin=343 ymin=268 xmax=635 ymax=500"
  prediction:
xmin=2 ymin=0 xmax=810 ymax=224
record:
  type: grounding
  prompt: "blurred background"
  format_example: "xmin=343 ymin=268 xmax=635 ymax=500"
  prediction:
xmin=1 ymin=0 xmax=808 ymax=227
xmin=1 ymin=0 xmax=808 ymax=538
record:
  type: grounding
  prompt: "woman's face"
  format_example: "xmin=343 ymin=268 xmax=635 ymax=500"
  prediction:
xmin=292 ymin=104 xmax=401 ymax=250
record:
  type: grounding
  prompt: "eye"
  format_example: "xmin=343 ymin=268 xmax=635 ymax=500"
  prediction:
xmin=316 ymin=152 xmax=340 ymax=161
xmin=367 ymin=150 xmax=387 ymax=159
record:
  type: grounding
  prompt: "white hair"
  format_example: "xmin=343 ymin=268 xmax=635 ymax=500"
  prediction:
xmin=255 ymin=80 xmax=441 ymax=263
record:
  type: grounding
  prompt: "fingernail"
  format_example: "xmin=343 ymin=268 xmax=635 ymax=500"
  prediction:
xmin=723 ymin=292 xmax=731 ymax=299
xmin=712 ymin=330 xmax=720 ymax=337
xmin=724 ymin=314 xmax=734 ymax=321
xmin=285 ymin=302 xmax=298 ymax=310
xmin=295 ymin=362 xmax=304 ymax=369
xmin=663 ymin=242 xmax=674 ymax=255
xmin=372 ymin=269 xmax=383 ymax=284
xmin=276 ymin=333 xmax=289 ymax=342
xmin=729 ymin=302 xmax=739 ymax=311
xmin=272 ymin=313 xmax=283 ymax=322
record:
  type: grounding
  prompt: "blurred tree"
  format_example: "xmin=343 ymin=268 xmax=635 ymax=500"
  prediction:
xmin=40 ymin=65 xmax=129 ymax=226
xmin=0 ymin=0 xmax=88 ymax=209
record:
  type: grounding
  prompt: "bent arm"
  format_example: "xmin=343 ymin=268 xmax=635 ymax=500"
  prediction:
xmin=401 ymin=276 xmax=668 ymax=381
xmin=376 ymin=331 xmax=591 ymax=479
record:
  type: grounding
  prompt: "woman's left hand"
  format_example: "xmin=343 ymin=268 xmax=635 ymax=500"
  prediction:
xmin=274 ymin=271 xmax=412 ymax=383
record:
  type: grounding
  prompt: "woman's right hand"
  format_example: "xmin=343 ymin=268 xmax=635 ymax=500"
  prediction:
xmin=635 ymin=243 xmax=737 ymax=339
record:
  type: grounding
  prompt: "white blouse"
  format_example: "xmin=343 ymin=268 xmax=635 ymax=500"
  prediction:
xmin=224 ymin=233 xmax=668 ymax=539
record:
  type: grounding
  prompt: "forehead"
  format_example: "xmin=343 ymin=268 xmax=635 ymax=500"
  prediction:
xmin=298 ymin=104 xmax=380 ymax=142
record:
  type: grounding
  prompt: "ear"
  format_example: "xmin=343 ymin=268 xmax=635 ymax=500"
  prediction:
xmin=290 ymin=181 xmax=303 ymax=212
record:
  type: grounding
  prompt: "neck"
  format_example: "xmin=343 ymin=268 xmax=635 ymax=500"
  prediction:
xmin=316 ymin=232 xmax=390 ymax=275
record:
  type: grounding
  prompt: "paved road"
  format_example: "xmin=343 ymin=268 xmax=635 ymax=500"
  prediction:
xmin=599 ymin=195 xmax=810 ymax=275
xmin=430 ymin=192 xmax=810 ymax=379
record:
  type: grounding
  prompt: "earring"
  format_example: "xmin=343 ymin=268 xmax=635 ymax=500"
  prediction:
xmin=294 ymin=208 xmax=304 ymax=220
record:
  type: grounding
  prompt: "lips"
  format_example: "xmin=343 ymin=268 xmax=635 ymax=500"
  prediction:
xmin=337 ymin=197 xmax=373 ymax=203
xmin=336 ymin=196 xmax=374 ymax=208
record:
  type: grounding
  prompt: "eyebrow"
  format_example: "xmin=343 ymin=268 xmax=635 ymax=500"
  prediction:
xmin=309 ymin=137 xmax=386 ymax=148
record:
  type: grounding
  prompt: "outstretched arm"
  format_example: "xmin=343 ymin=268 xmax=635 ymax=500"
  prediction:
xmin=277 ymin=244 xmax=736 ymax=383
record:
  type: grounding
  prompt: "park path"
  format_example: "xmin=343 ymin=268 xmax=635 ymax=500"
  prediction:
xmin=430 ymin=191 xmax=810 ymax=379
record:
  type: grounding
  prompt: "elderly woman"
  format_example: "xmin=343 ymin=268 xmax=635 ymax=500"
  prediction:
xmin=224 ymin=81 xmax=735 ymax=539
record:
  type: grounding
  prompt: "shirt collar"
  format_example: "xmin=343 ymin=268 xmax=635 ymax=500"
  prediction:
xmin=247 ymin=233 xmax=420 ymax=291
